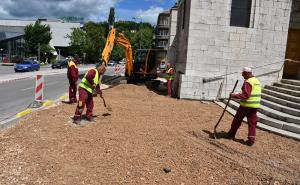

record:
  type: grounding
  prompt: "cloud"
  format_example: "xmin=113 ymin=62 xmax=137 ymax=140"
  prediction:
xmin=136 ymin=6 xmax=165 ymax=25
xmin=0 ymin=0 xmax=120 ymax=21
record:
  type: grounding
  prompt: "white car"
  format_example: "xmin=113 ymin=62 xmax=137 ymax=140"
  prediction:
xmin=107 ymin=62 xmax=115 ymax=67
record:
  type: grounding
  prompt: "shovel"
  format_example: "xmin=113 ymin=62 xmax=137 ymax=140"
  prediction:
xmin=100 ymin=96 xmax=112 ymax=112
xmin=213 ymin=80 xmax=238 ymax=139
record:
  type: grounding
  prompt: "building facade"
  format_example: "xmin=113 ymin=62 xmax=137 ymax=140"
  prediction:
xmin=172 ymin=0 xmax=298 ymax=100
xmin=0 ymin=19 xmax=80 ymax=62
xmin=166 ymin=4 xmax=178 ymax=65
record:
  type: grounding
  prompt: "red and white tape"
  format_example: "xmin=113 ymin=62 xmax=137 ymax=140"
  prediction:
xmin=35 ymin=75 xmax=44 ymax=101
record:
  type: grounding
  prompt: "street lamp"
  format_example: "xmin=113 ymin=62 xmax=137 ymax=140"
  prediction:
xmin=58 ymin=49 xmax=60 ymax=61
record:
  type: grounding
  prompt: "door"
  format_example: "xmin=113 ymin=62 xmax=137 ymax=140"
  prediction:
xmin=284 ymin=29 xmax=300 ymax=79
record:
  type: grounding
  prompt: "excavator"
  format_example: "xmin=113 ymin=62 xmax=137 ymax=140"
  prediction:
xmin=101 ymin=27 xmax=165 ymax=83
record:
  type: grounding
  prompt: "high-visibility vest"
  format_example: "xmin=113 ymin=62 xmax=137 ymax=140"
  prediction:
xmin=79 ymin=69 xmax=99 ymax=94
xmin=68 ymin=60 xmax=77 ymax=68
xmin=240 ymin=77 xmax=261 ymax=108
xmin=165 ymin=67 xmax=174 ymax=80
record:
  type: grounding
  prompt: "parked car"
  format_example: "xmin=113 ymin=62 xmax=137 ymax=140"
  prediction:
xmin=118 ymin=58 xmax=126 ymax=65
xmin=14 ymin=60 xmax=40 ymax=72
xmin=159 ymin=61 xmax=166 ymax=69
xmin=107 ymin=60 xmax=116 ymax=67
xmin=52 ymin=60 xmax=68 ymax=69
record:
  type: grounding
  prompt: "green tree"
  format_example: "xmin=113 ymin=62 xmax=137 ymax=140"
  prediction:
xmin=132 ymin=27 xmax=154 ymax=50
xmin=24 ymin=20 xmax=52 ymax=57
xmin=84 ymin=22 xmax=106 ymax=63
xmin=67 ymin=28 xmax=88 ymax=56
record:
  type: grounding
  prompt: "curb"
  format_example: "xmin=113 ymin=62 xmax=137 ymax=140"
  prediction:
xmin=0 ymin=94 xmax=69 ymax=132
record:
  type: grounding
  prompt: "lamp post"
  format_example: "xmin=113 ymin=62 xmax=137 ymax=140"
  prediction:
xmin=0 ymin=48 xmax=3 ymax=63
xmin=58 ymin=49 xmax=60 ymax=61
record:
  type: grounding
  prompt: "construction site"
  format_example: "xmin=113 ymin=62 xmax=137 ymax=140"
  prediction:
xmin=0 ymin=0 xmax=300 ymax=184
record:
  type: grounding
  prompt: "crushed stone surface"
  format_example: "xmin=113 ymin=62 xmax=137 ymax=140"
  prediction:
xmin=0 ymin=84 xmax=299 ymax=185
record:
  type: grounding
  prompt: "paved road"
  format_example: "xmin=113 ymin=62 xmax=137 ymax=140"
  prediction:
xmin=0 ymin=66 xmax=117 ymax=121
xmin=0 ymin=65 xmax=52 ymax=76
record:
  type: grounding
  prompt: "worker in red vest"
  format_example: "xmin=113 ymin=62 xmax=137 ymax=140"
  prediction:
xmin=164 ymin=63 xmax=175 ymax=97
xmin=73 ymin=63 xmax=106 ymax=124
xmin=67 ymin=57 xmax=79 ymax=103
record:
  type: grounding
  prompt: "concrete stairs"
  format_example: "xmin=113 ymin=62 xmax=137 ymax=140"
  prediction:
xmin=216 ymin=79 xmax=300 ymax=141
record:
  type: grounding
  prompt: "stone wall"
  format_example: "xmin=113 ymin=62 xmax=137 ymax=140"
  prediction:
xmin=177 ymin=0 xmax=293 ymax=100
xmin=167 ymin=8 xmax=178 ymax=65
xmin=173 ymin=0 xmax=191 ymax=97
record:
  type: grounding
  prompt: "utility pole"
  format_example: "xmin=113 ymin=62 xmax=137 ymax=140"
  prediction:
xmin=38 ymin=43 xmax=40 ymax=62
xmin=58 ymin=49 xmax=60 ymax=61
xmin=0 ymin=48 xmax=3 ymax=63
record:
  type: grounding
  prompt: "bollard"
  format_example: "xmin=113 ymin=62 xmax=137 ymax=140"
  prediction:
xmin=35 ymin=74 xmax=44 ymax=101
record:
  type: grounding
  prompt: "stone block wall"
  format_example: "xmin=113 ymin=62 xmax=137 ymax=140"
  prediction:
xmin=177 ymin=0 xmax=293 ymax=100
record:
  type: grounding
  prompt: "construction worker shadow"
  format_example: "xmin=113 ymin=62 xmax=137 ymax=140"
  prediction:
xmin=145 ymin=80 xmax=168 ymax=96
xmin=202 ymin=130 xmax=246 ymax=145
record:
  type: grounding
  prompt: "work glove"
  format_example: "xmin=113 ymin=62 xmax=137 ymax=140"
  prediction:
xmin=92 ymin=89 xmax=97 ymax=97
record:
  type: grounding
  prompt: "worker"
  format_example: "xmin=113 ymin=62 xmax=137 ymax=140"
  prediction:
xmin=226 ymin=67 xmax=261 ymax=146
xmin=164 ymin=63 xmax=174 ymax=97
xmin=73 ymin=63 xmax=106 ymax=124
xmin=67 ymin=57 xmax=79 ymax=104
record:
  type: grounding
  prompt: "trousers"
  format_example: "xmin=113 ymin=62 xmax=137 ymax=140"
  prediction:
xmin=167 ymin=80 xmax=173 ymax=96
xmin=228 ymin=106 xmax=258 ymax=143
xmin=69 ymin=81 xmax=77 ymax=102
xmin=74 ymin=88 xmax=94 ymax=120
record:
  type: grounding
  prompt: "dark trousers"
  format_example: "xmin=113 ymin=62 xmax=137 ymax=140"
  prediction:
xmin=74 ymin=88 xmax=94 ymax=120
xmin=167 ymin=80 xmax=173 ymax=96
xmin=69 ymin=81 xmax=77 ymax=102
xmin=228 ymin=106 xmax=258 ymax=143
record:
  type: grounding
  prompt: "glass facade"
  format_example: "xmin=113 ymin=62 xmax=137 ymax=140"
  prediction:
xmin=0 ymin=25 xmax=26 ymax=63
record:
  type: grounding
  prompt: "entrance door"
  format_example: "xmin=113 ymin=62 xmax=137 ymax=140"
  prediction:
xmin=284 ymin=29 xmax=300 ymax=79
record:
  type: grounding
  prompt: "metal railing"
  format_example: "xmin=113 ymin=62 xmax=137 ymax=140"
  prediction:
xmin=203 ymin=61 xmax=287 ymax=83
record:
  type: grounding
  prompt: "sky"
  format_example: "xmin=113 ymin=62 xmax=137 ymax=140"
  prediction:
xmin=0 ymin=0 xmax=177 ymax=25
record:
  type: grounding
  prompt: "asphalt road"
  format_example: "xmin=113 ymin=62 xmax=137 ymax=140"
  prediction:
xmin=0 ymin=65 xmax=52 ymax=75
xmin=0 ymin=66 xmax=117 ymax=121
xmin=0 ymin=74 xmax=70 ymax=121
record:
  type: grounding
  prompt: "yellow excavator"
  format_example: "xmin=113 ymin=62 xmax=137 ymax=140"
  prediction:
xmin=101 ymin=28 xmax=166 ymax=83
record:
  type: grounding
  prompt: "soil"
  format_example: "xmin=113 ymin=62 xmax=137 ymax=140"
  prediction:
xmin=0 ymin=84 xmax=299 ymax=185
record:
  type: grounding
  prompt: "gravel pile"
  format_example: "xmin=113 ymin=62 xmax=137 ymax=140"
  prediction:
xmin=0 ymin=84 xmax=299 ymax=184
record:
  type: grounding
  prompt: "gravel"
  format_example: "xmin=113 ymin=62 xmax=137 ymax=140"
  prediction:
xmin=0 ymin=84 xmax=299 ymax=185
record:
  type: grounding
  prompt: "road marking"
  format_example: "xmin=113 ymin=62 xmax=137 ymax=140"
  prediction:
xmin=21 ymin=81 xmax=58 ymax=91
xmin=43 ymin=100 xmax=54 ymax=107
xmin=16 ymin=108 xmax=32 ymax=118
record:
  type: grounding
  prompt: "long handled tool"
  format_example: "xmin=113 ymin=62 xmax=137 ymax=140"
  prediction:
xmin=100 ymin=96 xmax=112 ymax=111
xmin=213 ymin=80 xmax=238 ymax=139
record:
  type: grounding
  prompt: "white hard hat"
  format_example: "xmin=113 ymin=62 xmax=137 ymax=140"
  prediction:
xmin=242 ymin=67 xmax=252 ymax=73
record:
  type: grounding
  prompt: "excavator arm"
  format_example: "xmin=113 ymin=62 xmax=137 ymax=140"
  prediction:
xmin=101 ymin=28 xmax=133 ymax=76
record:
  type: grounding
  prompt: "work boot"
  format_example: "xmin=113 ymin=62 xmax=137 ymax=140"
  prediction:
xmin=86 ymin=117 xmax=96 ymax=122
xmin=245 ymin=140 xmax=255 ymax=146
xmin=73 ymin=118 xmax=82 ymax=125
xmin=224 ymin=132 xmax=235 ymax=140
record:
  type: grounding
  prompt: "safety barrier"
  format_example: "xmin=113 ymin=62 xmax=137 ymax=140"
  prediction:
xmin=35 ymin=74 xmax=44 ymax=101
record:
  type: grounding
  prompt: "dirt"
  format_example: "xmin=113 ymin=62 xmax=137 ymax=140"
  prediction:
xmin=0 ymin=84 xmax=299 ymax=185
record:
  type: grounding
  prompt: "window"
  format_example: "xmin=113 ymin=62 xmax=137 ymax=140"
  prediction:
xmin=230 ymin=0 xmax=252 ymax=27
xmin=158 ymin=30 xmax=169 ymax=36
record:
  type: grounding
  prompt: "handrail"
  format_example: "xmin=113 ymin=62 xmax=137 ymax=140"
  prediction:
xmin=203 ymin=61 xmax=286 ymax=83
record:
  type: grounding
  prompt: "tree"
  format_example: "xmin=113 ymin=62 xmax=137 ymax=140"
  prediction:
xmin=132 ymin=27 xmax=154 ymax=51
xmin=67 ymin=28 xmax=88 ymax=56
xmin=24 ymin=20 xmax=52 ymax=57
